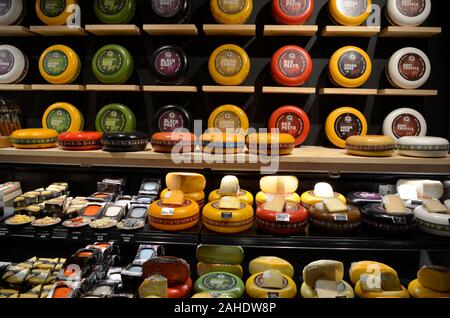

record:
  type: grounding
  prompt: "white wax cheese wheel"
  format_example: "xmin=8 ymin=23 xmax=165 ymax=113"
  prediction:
xmin=396 ymin=180 xmax=444 ymax=200
xmin=260 ymin=176 xmax=298 ymax=194
xmin=414 ymin=205 xmax=450 ymax=237
xmin=383 ymin=108 xmax=427 ymax=140
xmin=302 ymin=260 xmax=344 ymax=288
xmin=220 ymin=175 xmax=240 ymax=196
xmin=0 ymin=0 xmax=24 ymax=25
xmin=0 ymin=45 xmax=28 ymax=84
xmin=387 ymin=47 xmax=431 ymax=89
xmin=397 ymin=136 xmax=449 ymax=158
xmin=386 ymin=0 xmax=431 ymax=26
xmin=314 ymin=182 xmax=334 ymax=198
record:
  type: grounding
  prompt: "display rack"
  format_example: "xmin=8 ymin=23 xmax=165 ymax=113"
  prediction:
xmin=143 ymin=24 xmax=198 ymax=36
xmin=379 ymin=26 xmax=442 ymax=38
xmin=85 ymin=24 xmax=142 ymax=36
xmin=29 ymin=26 xmax=88 ymax=36
xmin=203 ymin=24 xmax=256 ymax=36
xmin=321 ymin=26 xmax=380 ymax=37
xmin=263 ymin=25 xmax=318 ymax=36
xmin=0 ymin=26 xmax=35 ymax=36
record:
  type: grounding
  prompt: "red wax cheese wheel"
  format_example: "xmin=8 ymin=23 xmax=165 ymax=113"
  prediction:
xmin=142 ymin=256 xmax=190 ymax=287
xmin=271 ymin=45 xmax=313 ymax=87
xmin=151 ymin=132 xmax=196 ymax=153
xmin=256 ymin=202 xmax=308 ymax=235
xmin=272 ymin=0 xmax=315 ymax=25
xmin=268 ymin=106 xmax=311 ymax=146
xmin=58 ymin=131 xmax=103 ymax=151
xmin=168 ymin=277 xmax=193 ymax=299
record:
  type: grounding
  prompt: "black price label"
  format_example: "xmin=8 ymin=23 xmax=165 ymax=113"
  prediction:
xmin=0 ymin=228 xmax=9 ymax=237
xmin=52 ymin=229 xmax=68 ymax=240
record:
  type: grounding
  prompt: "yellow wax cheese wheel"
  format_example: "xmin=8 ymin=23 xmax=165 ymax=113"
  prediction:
xmin=161 ymin=188 xmax=205 ymax=208
xmin=329 ymin=0 xmax=372 ymax=26
xmin=39 ymin=45 xmax=81 ymax=84
xmin=191 ymin=292 xmax=233 ymax=298
xmin=202 ymin=200 xmax=254 ymax=234
xmin=10 ymin=129 xmax=59 ymax=149
xmin=209 ymin=44 xmax=250 ymax=86
xmin=300 ymin=280 xmax=355 ymax=298
xmin=349 ymin=261 xmax=398 ymax=285
xmin=303 ymin=260 xmax=344 ymax=288
xmin=246 ymin=133 xmax=296 ymax=155
xmin=210 ymin=0 xmax=253 ymax=24
xmin=246 ymin=272 xmax=297 ymax=298
xmin=197 ymin=262 xmax=244 ymax=279
xmin=408 ymin=279 xmax=450 ymax=298
xmin=300 ymin=190 xmax=346 ymax=206
xmin=249 ymin=257 xmax=294 ymax=278
xmin=165 ymin=172 xmax=206 ymax=193
xmin=256 ymin=192 xmax=301 ymax=205
xmin=346 ymin=135 xmax=396 ymax=157
xmin=42 ymin=102 xmax=84 ymax=134
xmin=355 ymin=280 xmax=410 ymax=298
xmin=329 ymin=46 xmax=372 ymax=88
xmin=0 ymin=136 xmax=12 ymax=148
xmin=209 ymin=189 xmax=254 ymax=205
xmin=208 ymin=105 xmax=249 ymax=133
xmin=148 ymin=199 xmax=200 ymax=232
xmin=417 ymin=266 xmax=450 ymax=293
xmin=35 ymin=0 xmax=77 ymax=25
xmin=325 ymin=107 xmax=368 ymax=149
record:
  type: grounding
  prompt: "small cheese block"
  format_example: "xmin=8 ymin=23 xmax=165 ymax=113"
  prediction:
xmin=261 ymin=270 xmax=284 ymax=289
xmin=302 ymin=260 xmax=344 ymax=288
xmin=408 ymin=279 xmax=450 ymax=299
xmin=191 ymin=292 xmax=233 ymax=298
xmin=423 ymin=199 xmax=448 ymax=214
xmin=246 ymin=272 xmax=297 ymax=298
xmin=324 ymin=198 xmax=348 ymax=213
xmin=196 ymin=245 xmax=244 ymax=265
xmin=260 ymin=176 xmax=299 ymax=194
xmin=383 ymin=194 xmax=409 ymax=215
xmin=262 ymin=194 xmax=286 ymax=213
xmin=417 ymin=266 xmax=450 ymax=293
xmin=349 ymin=261 xmax=397 ymax=285
xmin=142 ymin=257 xmax=190 ymax=288
xmin=249 ymin=256 xmax=294 ymax=278
xmin=220 ymin=176 xmax=240 ymax=196
xmin=397 ymin=180 xmax=444 ymax=200
xmin=301 ymin=280 xmax=355 ymax=299
xmin=219 ymin=196 xmax=241 ymax=210
xmin=162 ymin=190 xmax=185 ymax=206
xmin=329 ymin=46 xmax=372 ymax=88
xmin=256 ymin=192 xmax=300 ymax=206
xmin=194 ymin=272 xmax=244 ymax=298
xmin=139 ymin=275 xmax=167 ymax=298
xmin=160 ymin=188 xmax=205 ymax=208
xmin=197 ymin=263 xmax=244 ymax=279
xmin=316 ymin=280 xmax=349 ymax=298
xmin=166 ymin=173 xmax=206 ymax=193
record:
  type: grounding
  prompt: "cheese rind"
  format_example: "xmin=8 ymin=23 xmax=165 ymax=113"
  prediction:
xmin=323 ymin=198 xmax=348 ymax=213
xmin=162 ymin=190 xmax=185 ymax=206
xmin=262 ymin=194 xmax=286 ymax=213
xmin=302 ymin=260 xmax=344 ymax=288
xmin=196 ymin=245 xmax=244 ymax=265
xmin=209 ymin=189 xmax=254 ymax=205
xmin=197 ymin=263 xmax=244 ymax=279
xmin=166 ymin=173 xmax=206 ymax=193
xmin=139 ymin=275 xmax=167 ymax=298
xmin=261 ymin=270 xmax=284 ymax=289
xmin=408 ymin=279 xmax=450 ymax=298
xmin=249 ymin=256 xmax=294 ymax=278
xmin=349 ymin=261 xmax=397 ymax=285
xmin=417 ymin=266 xmax=450 ymax=293
xmin=260 ymin=176 xmax=298 ymax=194
xmin=256 ymin=192 xmax=300 ymax=205
xmin=220 ymin=176 xmax=240 ymax=196
xmin=301 ymin=280 xmax=354 ymax=298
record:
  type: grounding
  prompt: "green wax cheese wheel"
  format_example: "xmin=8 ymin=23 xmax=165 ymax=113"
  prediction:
xmin=194 ymin=272 xmax=244 ymax=298
xmin=197 ymin=262 xmax=244 ymax=279
xmin=196 ymin=245 xmax=244 ymax=265
xmin=92 ymin=44 xmax=134 ymax=84
xmin=95 ymin=103 xmax=136 ymax=133
xmin=94 ymin=0 xmax=136 ymax=24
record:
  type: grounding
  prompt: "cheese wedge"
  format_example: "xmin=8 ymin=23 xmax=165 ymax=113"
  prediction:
xmin=220 ymin=176 xmax=240 ymax=196
xmin=219 ymin=196 xmax=241 ymax=210
xmin=396 ymin=180 xmax=444 ymax=200
xmin=324 ymin=198 xmax=348 ymax=213
xmin=162 ymin=190 xmax=184 ymax=206
xmin=263 ymin=194 xmax=286 ymax=213
xmin=316 ymin=280 xmax=346 ymax=298
xmin=383 ymin=195 xmax=408 ymax=215
xmin=423 ymin=199 xmax=449 ymax=214
xmin=303 ymin=260 xmax=344 ymax=288
xmin=261 ymin=270 xmax=284 ymax=289
xmin=260 ymin=176 xmax=298 ymax=194
xmin=418 ymin=266 xmax=450 ymax=293
xmin=249 ymin=256 xmax=294 ymax=278
xmin=139 ymin=275 xmax=168 ymax=298
xmin=166 ymin=173 xmax=206 ymax=193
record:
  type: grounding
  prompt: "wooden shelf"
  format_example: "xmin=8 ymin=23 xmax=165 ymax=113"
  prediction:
xmin=0 ymin=147 xmax=448 ymax=174
xmin=143 ymin=24 xmax=198 ymax=36
xmin=262 ymin=86 xmax=316 ymax=94
xmin=86 ymin=85 xmax=141 ymax=92
xmin=322 ymin=26 xmax=380 ymax=37
xmin=0 ymin=84 xmax=32 ymax=91
xmin=380 ymin=26 xmax=442 ymax=38
xmin=203 ymin=24 xmax=256 ymax=36
xmin=0 ymin=26 xmax=35 ymax=37
xmin=202 ymin=86 xmax=255 ymax=93
xmin=29 ymin=26 xmax=88 ymax=36
xmin=320 ymin=88 xmax=378 ymax=95
xmin=263 ymin=25 xmax=318 ymax=36
xmin=85 ymin=24 xmax=141 ymax=36
xmin=31 ymin=84 xmax=85 ymax=91
xmin=143 ymin=85 xmax=197 ymax=93
xmin=378 ymin=89 xmax=438 ymax=96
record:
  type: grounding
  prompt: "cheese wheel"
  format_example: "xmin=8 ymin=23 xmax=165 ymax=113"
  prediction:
xmin=307 ymin=202 xmax=361 ymax=235
xmin=166 ymin=173 xmax=206 ymax=193
xmin=408 ymin=279 xmax=450 ymax=298
xmin=10 ymin=128 xmax=58 ymax=149
xmin=142 ymin=256 xmax=190 ymax=287
xmin=191 ymin=292 xmax=233 ymax=298
xmin=151 ymin=45 xmax=189 ymax=85
xmin=360 ymin=203 xmax=416 ymax=234
xmin=256 ymin=202 xmax=308 ymax=235
xmin=151 ymin=132 xmax=196 ymax=154
xmin=246 ymin=272 xmax=297 ymax=298
xmin=329 ymin=46 xmax=372 ymax=88
xmin=149 ymin=199 xmax=200 ymax=232
xmin=200 ymin=132 xmax=246 ymax=154
xmin=94 ymin=0 xmax=136 ymax=24
xmin=0 ymin=45 xmax=28 ymax=84
xmin=387 ymin=47 xmax=430 ymax=89
xmin=386 ymin=0 xmax=431 ymax=26
xmin=168 ymin=278 xmax=193 ymax=298
xmin=302 ymin=260 xmax=344 ymax=288
xmin=271 ymin=46 xmax=313 ymax=87
xmin=58 ymin=131 xmax=103 ymax=151
xmin=271 ymin=0 xmax=314 ymax=25
xmin=35 ymin=0 xmax=77 ymax=25
xmin=301 ymin=280 xmax=355 ymax=298
xmin=150 ymin=0 xmax=191 ymax=24
xmin=417 ymin=266 xmax=450 ymax=293
xmin=260 ymin=176 xmax=298 ymax=194
xmin=197 ymin=263 xmax=244 ymax=278
xmin=209 ymin=45 xmax=250 ymax=86
xmin=195 ymin=272 xmax=245 ymax=298
xmin=354 ymin=281 xmax=410 ymax=298
xmin=0 ymin=136 xmax=12 ymax=148
xmin=397 ymin=136 xmax=449 ymax=158
xmin=42 ymin=102 xmax=84 ymax=134
xmin=346 ymin=192 xmax=383 ymax=208
xmin=249 ymin=256 xmax=294 ymax=278
xmin=246 ymin=133 xmax=296 ymax=155
xmin=39 ymin=45 xmax=81 ymax=85
xmin=92 ymin=44 xmax=134 ymax=84
xmin=95 ymin=103 xmax=136 ymax=133
xmin=383 ymin=108 xmax=427 ymax=140
xmin=210 ymin=0 xmax=253 ymax=24
xmin=209 ymin=189 xmax=254 ymax=205
xmin=196 ymin=245 xmax=244 ymax=265
xmin=101 ymin=131 xmax=148 ymax=152
xmin=328 ymin=0 xmax=372 ymax=26
xmin=256 ymin=192 xmax=301 ymax=206
xmin=208 ymin=105 xmax=249 ymax=133
xmin=155 ymin=105 xmax=192 ymax=133
xmin=161 ymin=189 xmax=205 ymax=208
xmin=349 ymin=261 xmax=397 ymax=285
xmin=414 ymin=205 xmax=450 ymax=237
xmin=0 ymin=0 xmax=25 ymax=25
xmin=346 ymin=135 xmax=396 ymax=157
xmin=202 ymin=200 xmax=254 ymax=234
xmin=268 ymin=106 xmax=311 ymax=146
xmin=325 ymin=107 xmax=368 ymax=148
xmin=301 ymin=190 xmax=346 ymax=207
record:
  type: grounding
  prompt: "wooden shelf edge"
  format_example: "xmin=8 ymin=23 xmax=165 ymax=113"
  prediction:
xmin=320 ymin=88 xmax=378 ymax=95
xmin=380 ymin=26 xmax=442 ymax=38
xmin=263 ymin=25 xmax=318 ymax=36
xmin=0 ymin=84 xmax=32 ymax=91
xmin=262 ymin=87 xmax=316 ymax=94
xmin=203 ymin=24 xmax=256 ymax=36
xmin=85 ymin=85 xmax=142 ymax=92
xmin=143 ymin=85 xmax=198 ymax=93
xmin=85 ymin=24 xmax=141 ymax=35
xmin=322 ymin=25 xmax=380 ymax=37
xmin=378 ymin=89 xmax=438 ymax=96
xmin=30 ymin=84 xmax=86 ymax=91
xmin=29 ymin=26 xmax=88 ymax=36
xmin=202 ymin=86 xmax=255 ymax=93
xmin=0 ymin=26 xmax=36 ymax=36
xmin=143 ymin=24 xmax=198 ymax=35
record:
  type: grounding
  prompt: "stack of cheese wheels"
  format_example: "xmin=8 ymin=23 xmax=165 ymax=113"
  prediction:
xmin=208 ymin=104 xmax=249 ymax=134
xmin=10 ymin=128 xmax=59 ymax=149
xmin=328 ymin=0 xmax=371 ymax=26
xmin=193 ymin=245 xmax=245 ymax=298
xmin=301 ymin=182 xmax=346 ymax=208
xmin=209 ymin=44 xmax=251 ymax=86
xmin=301 ymin=260 xmax=354 ymax=298
xmin=360 ymin=194 xmax=416 ymax=234
xmin=387 ymin=47 xmax=431 ymax=89
xmin=200 ymin=132 xmax=246 ymax=154
xmin=397 ymin=136 xmax=449 ymax=158
xmin=35 ymin=0 xmax=77 ymax=25
xmin=350 ymin=261 xmax=410 ymax=298
xmin=255 ymin=176 xmax=308 ymax=235
xmin=142 ymin=256 xmax=192 ymax=298
xmin=202 ymin=175 xmax=254 ymax=233
xmin=209 ymin=175 xmax=254 ymax=205
xmin=308 ymin=197 xmax=361 ymax=235
xmin=210 ymin=0 xmax=253 ymax=24
xmin=346 ymin=135 xmax=396 ymax=157
xmin=246 ymin=133 xmax=296 ymax=155
xmin=414 ymin=198 xmax=450 ymax=237
xmin=149 ymin=173 xmax=204 ymax=231
xmin=246 ymin=256 xmax=297 ymax=298
xmin=386 ymin=0 xmax=431 ymax=26
xmin=408 ymin=266 xmax=450 ymax=298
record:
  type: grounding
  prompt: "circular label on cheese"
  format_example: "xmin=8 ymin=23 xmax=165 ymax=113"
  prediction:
xmin=0 ymin=49 xmax=14 ymax=75
xmin=353 ymin=192 xmax=383 ymax=200
xmin=40 ymin=0 xmax=66 ymax=17
xmin=338 ymin=50 xmax=367 ymax=79
xmin=0 ymin=0 xmax=12 ymax=15
xmin=334 ymin=113 xmax=363 ymax=139
xmin=151 ymin=0 xmax=183 ymax=18
xmin=213 ymin=111 xmax=242 ymax=130
xmin=46 ymin=108 xmax=71 ymax=133
xmin=392 ymin=114 xmax=421 ymax=138
xmin=202 ymin=273 xmax=237 ymax=291
xmin=395 ymin=0 xmax=425 ymax=17
xmin=218 ymin=0 xmax=245 ymax=14
xmin=398 ymin=53 xmax=426 ymax=81
xmin=336 ymin=0 xmax=368 ymax=17
xmin=43 ymin=50 xmax=68 ymax=76
xmin=215 ymin=49 xmax=243 ymax=77
xmin=254 ymin=273 xmax=288 ymax=288
xmin=277 ymin=49 xmax=308 ymax=78
xmin=154 ymin=49 xmax=181 ymax=78
xmin=279 ymin=0 xmax=309 ymax=16
xmin=100 ymin=110 xmax=126 ymax=132
xmin=275 ymin=113 xmax=304 ymax=139
xmin=97 ymin=49 xmax=123 ymax=76
xmin=158 ymin=110 xmax=185 ymax=132
xmin=98 ymin=0 xmax=126 ymax=15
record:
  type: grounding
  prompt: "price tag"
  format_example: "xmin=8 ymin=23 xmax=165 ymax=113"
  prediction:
xmin=35 ymin=231 xmax=51 ymax=240
xmin=121 ymin=233 xmax=135 ymax=244
xmin=0 ymin=228 xmax=9 ymax=237
xmin=391 ymin=216 xmax=407 ymax=225
xmin=333 ymin=214 xmax=348 ymax=222
xmin=267 ymin=292 xmax=279 ymax=298
xmin=161 ymin=208 xmax=175 ymax=216
xmin=95 ymin=232 xmax=109 ymax=242
xmin=221 ymin=212 xmax=232 ymax=219
xmin=52 ymin=229 xmax=68 ymax=240
xmin=69 ymin=230 xmax=82 ymax=241
xmin=276 ymin=213 xmax=290 ymax=222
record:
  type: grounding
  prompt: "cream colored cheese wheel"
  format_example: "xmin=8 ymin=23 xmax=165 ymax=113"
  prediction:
xmin=0 ymin=45 xmax=28 ymax=84
xmin=0 ymin=0 xmax=24 ymax=25
xmin=387 ymin=47 xmax=431 ymax=89
xmin=386 ymin=0 xmax=431 ymax=26
xmin=414 ymin=205 xmax=450 ymax=237
xmin=397 ymin=136 xmax=449 ymax=158
xmin=383 ymin=108 xmax=427 ymax=140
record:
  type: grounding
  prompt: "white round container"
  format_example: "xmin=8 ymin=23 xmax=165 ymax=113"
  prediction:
xmin=397 ymin=136 xmax=449 ymax=158
xmin=414 ymin=205 xmax=450 ymax=237
xmin=383 ymin=108 xmax=427 ymax=140
xmin=387 ymin=47 xmax=431 ymax=89
xmin=0 ymin=0 xmax=25 ymax=25
xmin=0 ymin=45 xmax=28 ymax=84
xmin=386 ymin=0 xmax=431 ymax=26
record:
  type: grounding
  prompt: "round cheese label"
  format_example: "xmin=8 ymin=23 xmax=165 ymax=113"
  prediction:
xmin=43 ymin=50 xmax=68 ymax=76
xmin=151 ymin=0 xmax=183 ymax=18
xmin=275 ymin=113 xmax=304 ymax=139
xmin=336 ymin=0 xmax=368 ymax=17
xmin=215 ymin=49 xmax=243 ymax=77
xmin=97 ymin=49 xmax=123 ymax=76
xmin=154 ymin=49 xmax=182 ymax=78
xmin=398 ymin=53 xmax=426 ymax=81
xmin=338 ymin=50 xmax=367 ymax=79
xmin=254 ymin=273 xmax=288 ymax=288
xmin=277 ymin=49 xmax=308 ymax=78
xmin=392 ymin=114 xmax=422 ymax=138
xmin=100 ymin=110 xmax=126 ymax=132
xmin=395 ymin=0 xmax=426 ymax=17
xmin=40 ymin=0 xmax=66 ymax=18
xmin=334 ymin=113 xmax=363 ymax=140
xmin=202 ymin=273 xmax=237 ymax=291
xmin=279 ymin=0 xmax=309 ymax=16
xmin=98 ymin=0 xmax=126 ymax=15
xmin=353 ymin=192 xmax=383 ymax=200
xmin=218 ymin=0 xmax=245 ymax=14
xmin=213 ymin=111 xmax=242 ymax=130
xmin=46 ymin=108 xmax=71 ymax=134
xmin=0 ymin=0 xmax=12 ymax=16
xmin=0 ymin=49 xmax=14 ymax=76
xmin=157 ymin=110 xmax=185 ymax=132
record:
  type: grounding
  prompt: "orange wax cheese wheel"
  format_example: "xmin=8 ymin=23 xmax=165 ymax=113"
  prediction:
xmin=268 ymin=106 xmax=311 ymax=146
xmin=246 ymin=133 xmax=295 ymax=155
xmin=166 ymin=172 xmax=206 ymax=193
xmin=325 ymin=107 xmax=368 ymax=149
xmin=346 ymin=135 xmax=396 ymax=157
xmin=202 ymin=200 xmax=254 ymax=234
xmin=168 ymin=278 xmax=193 ymax=298
xmin=161 ymin=188 xmax=206 ymax=208
xmin=148 ymin=199 xmax=200 ymax=232
xmin=151 ymin=132 xmax=197 ymax=153
xmin=142 ymin=256 xmax=190 ymax=288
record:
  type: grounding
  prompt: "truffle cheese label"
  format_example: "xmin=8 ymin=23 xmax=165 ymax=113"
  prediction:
xmin=392 ymin=114 xmax=421 ymax=138
xmin=278 ymin=49 xmax=308 ymax=78
xmin=100 ymin=110 xmax=126 ymax=132
xmin=158 ymin=111 xmax=184 ymax=132
xmin=97 ymin=49 xmax=123 ymax=75
xmin=98 ymin=0 xmax=126 ymax=15
xmin=336 ymin=0 xmax=368 ymax=17
xmin=275 ymin=113 xmax=304 ymax=139
xmin=338 ymin=50 xmax=367 ymax=79
xmin=218 ymin=0 xmax=245 ymax=14
xmin=155 ymin=49 xmax=181 ymax=76
xmin=214 ymin=111 xmax=242 ymax=130
xmin=334 ymin=113 xmax=363 ymax=140
xmin=398 ymin=53 xmax=426 ymax=81
xmin=46 ymin=108 xmax=71 ymax=133
xmin=43 ymin=50 xmax=68 ymax=76
xmin=40 ymin=0 xmax=66 ymax=17
xmin=152 ymin=0 xmax=183 ymax=17
xmin=279 ymin=0 xmax=309 ymax=16
xmin=0 ymin=49 xmax=14 ymax=76
xmin=396 ymin=0 xmax=425 ymax=17
xmin=0 ymin=0 xmax=12 ymax=15
xmin=215 ymin=49 xmax=243 ymax=77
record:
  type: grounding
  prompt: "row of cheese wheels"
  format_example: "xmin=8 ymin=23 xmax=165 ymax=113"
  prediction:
xmin=0 ymin=0 xmax=433 ymax=27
